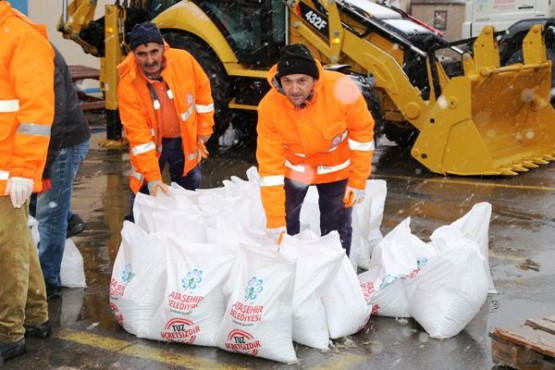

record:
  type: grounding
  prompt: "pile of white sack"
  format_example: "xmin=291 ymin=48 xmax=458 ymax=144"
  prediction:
xmin=109 ymin=167 xmax=385 ymax=363
xmin=358 ymin=202 xmax=496 ymax=338
xmin=110 ymin=167 xmax=495 ymax=362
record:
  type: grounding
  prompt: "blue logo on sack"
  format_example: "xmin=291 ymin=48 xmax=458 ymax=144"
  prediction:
xmin=244 ymin=277 xmax=264 ymax=302
xmin=182 ymin=269 xmax=203 ymax=290
xmin=121 ymin=264 xmax=135 ymax=284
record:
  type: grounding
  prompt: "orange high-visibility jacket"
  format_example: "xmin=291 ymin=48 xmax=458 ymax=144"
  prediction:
xmin=0 ymin=2 xmax=54 ymax=195
xmin=257 ymin=62 xmax=375 ymax=228
xmin=117 ymin=45 xmax=215 ymax=193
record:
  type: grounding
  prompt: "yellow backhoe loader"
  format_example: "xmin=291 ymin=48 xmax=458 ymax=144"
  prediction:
xmin=59 ymin=0 xmax=555 ymax=176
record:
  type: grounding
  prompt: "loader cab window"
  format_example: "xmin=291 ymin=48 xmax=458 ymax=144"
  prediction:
xmin=201 ymin=0 xmax=285 ymax=67
xmin=147 ymin=0 xmax=182 ymax=18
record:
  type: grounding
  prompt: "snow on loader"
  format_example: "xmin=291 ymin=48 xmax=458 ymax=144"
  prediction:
xmin=59 ymin=0 xmax=555 ymax=175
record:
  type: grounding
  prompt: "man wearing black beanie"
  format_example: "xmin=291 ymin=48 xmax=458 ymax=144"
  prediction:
xmin=117 ymin=22 xmax=215 ymax=219
xmin=256 ymin=44 xmax=375 ymax=256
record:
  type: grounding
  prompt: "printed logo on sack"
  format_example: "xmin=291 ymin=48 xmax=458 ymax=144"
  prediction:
xmin=167 ymin=291 xmax=204 ymax=313
xmin=244 ymin=276 xmax=263 ymax=302
xmin=110 ymin=303 xmax=124 ymax=324
xmin=230 ymin=300 xmax=264 ymax=324
xmin=121 ymin=264 xmax=135 ymax=283
xmin=110 ymin=264 xmax=135 ymax=297
xmin=405 ymin=258 xmax=428 ymax=279
xmin=167 ymin=268 xmax=205 ymax=313
xmin=360 ymin=281 xmax=375 ymax=303
xmin=110 ymin=278 xmax=126 ymax=297
xmin=379 ymin=274 xmax=397 ymax=289
xmin=225 ymin=329 xmax=261 ymax=355
xmin=182 ymin=269 xmax=203 ymax=290
xmin=228 ymin=277 xmax=265 ymax=324
xmin=160 ymin=318 xmax=200 ymax=344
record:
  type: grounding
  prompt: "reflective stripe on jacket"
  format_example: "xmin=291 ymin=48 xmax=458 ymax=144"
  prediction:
xmin=0 ymin=3 xmax=54 ymax=195
xmin=256 ymin=62 xmax=375 ymax=228
xmin=117 ymin=45 xmax=214 ymax=193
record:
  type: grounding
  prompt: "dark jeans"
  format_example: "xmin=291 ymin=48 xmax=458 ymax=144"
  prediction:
xmin=285 ymin=178 xmax=353 ymax=255
xmin=126 ymin=137 xmax=201 ymax=222
xmin=36 ymin=146 xmax=75 ymax=288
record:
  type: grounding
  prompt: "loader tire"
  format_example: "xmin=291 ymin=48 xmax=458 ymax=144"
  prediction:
xmin=162 ymin=31 xmax=234 ymax=143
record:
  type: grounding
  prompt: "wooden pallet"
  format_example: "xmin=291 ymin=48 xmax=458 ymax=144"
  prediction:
xmin=492 ymin=316 xmax=555 ymax=370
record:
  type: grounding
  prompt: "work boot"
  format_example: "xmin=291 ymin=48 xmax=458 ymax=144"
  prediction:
xmin=67 ymin=213 xmax=86 ymax=238
xmin=24 ymin=321 xmax=51 ymax=338
xmin=0 ymin=338 xmax=26 ymax=364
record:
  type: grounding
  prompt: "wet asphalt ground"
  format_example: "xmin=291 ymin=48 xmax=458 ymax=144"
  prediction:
xmin=3 ymin=116 xmax=555 ymax=369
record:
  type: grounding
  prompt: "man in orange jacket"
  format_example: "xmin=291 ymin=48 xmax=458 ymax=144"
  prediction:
xmin=117 ymin=22 xmax=214 ymax=218
xmin=257 ymin=44 xmax=375 ymax=255
xmin=0 ymin=1 xmax=53 ymax=362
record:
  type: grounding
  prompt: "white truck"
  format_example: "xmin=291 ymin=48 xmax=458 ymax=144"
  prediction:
xmin=462 ymin=0 xmax=555 ymax=37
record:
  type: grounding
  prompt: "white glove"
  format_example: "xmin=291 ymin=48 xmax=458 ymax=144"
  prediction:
xmin=5 ymin=177 xmax=34 ymax=208
xmin=266 ymin=226 xmax=287 ymax=245
xmin=343 ymin=186 xmax=365 ymax=207
xmin=147 ymin=180 xmax=169 ymax=196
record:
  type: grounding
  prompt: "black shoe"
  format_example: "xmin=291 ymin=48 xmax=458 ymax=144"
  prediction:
xmin=24 ymin=321 xmax=51 ymax=338
xmin=0 ymin=338 xmax=26 ymax=364
xmin=46 ymin=286 xmax=62 ymax=300
xmin=67 ymin=213 xmax=86 ymax=238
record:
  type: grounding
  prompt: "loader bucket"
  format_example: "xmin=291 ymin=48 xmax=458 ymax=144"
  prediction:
xmin=410 ymin=25 xmax=555 ymax=176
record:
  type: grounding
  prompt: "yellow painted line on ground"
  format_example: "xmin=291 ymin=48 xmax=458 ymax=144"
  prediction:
xmin=489 ymin=250 xmax=527 ymax=263
xmin=377 ymin=175 xmax=555 ymax=192
xmin=307 ymin=352 xmax=368 ymax=369
xmin=55 ymin=329 xmax=251 ymax=370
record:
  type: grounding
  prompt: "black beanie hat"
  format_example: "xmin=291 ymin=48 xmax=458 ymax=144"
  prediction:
xmin=130 ymin=22 xmax=164 ymax=50
xmin=277 ymin=44 xmax=319 ymax=80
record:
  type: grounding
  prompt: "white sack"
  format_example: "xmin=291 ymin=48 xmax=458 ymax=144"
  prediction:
xmin=110 ymin=221 xmax=166 ymax=335
xmin=351 ymin=180 xmax=387 ymax=270
xmin=218 ymin=243 xmax=297 ymax=364
xmin=299 ymin=186 xmax=321 ymax=235
xmin=28 ymin=216 xmax=87 ymax=288
xmin=279 ymin=233 xmax=344 ymax=349
xmin=404 ymin=237 xmax=489 ymax=338
xmin=134 ymin=190 xmax=202 ymax=228
xmin=28 ymin=216 xmax=40 ymax=245
xmin=139 ymin=238 xmax=237 ymax=346
xmin=61 ymin=238 xmax=87 ymax=288
xmin=358 ymin=218 xmax=436 ymax=318
xmin=433 ymin=202 xmax=496 ymax=293
xmin=322 ymin=235 xmax=371 ymax=339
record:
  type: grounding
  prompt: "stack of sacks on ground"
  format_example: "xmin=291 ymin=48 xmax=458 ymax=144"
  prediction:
xmin=358 ymin=202 xmax=496 ymax=338
xmin=109 ymin=167 xmax=384 ymax=363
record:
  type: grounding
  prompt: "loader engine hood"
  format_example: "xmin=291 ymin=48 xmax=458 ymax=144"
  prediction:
xmin=341 ymin=0 xmax=433 ymax=37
